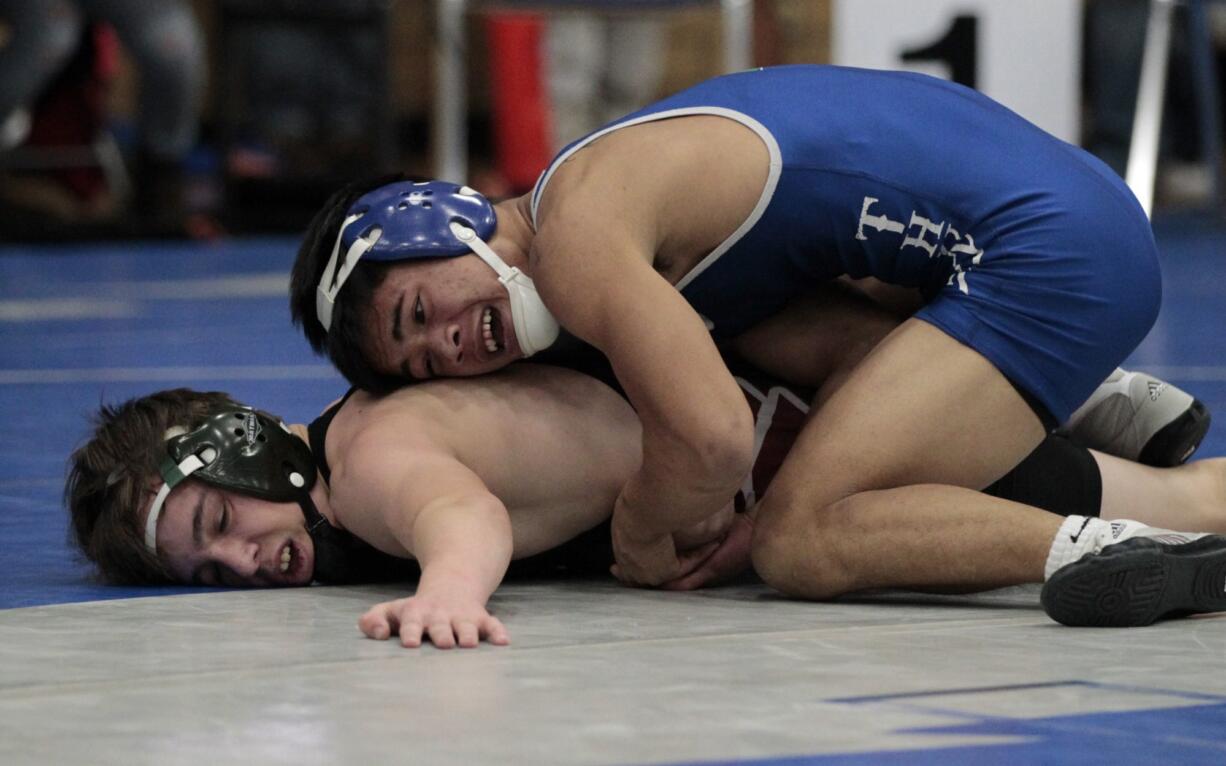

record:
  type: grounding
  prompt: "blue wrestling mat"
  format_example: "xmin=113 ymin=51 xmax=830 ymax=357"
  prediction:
xmin=681 ymin=682 xmax=1226 ymax=765
xmin=0 ymin=237 xmax=345 ymax=608
xmin=2 ymin=220 xmax=1226 ymax=609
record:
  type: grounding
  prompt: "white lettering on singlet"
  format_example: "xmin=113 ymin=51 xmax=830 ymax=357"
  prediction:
xmin=854 ymin=195 xmax=985 ymax=295
xmin=901 ymin=212 xmax=946 ymax=257
xmin=945 ymin=232 xmax=984 ymax=295
xmin=855 ymin=197 xmax=906 ymax=240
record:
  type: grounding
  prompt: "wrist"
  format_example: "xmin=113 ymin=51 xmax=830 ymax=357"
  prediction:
xmin=418 ymin=561 xmax=496 ymax=601
xmin=615 ymin=486 xmax=671 ymax=539
xmin=620 ymin=470 xmax=739 ymax=536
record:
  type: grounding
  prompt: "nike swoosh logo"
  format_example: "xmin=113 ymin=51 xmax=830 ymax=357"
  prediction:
xmin=1068 ymin=517 xmax=1093 ymax=543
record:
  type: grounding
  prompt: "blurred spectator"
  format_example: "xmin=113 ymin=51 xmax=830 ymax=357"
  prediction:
xmin=227 ymin=21 xmax=382 ymax=178
xmin=0 ymin=0 xmax=205 ymax=232
xmin=1083 ymin=0 xmax=1209 ymax=203
xmin=0 ymin=0 xmax=79 ymax=151
xmin=546 ymin=12 xmax=666 ymax=149
xmin=212 ymin=0 xmax=393 ymax=233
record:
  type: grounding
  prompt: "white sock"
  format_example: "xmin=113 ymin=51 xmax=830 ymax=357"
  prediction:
xmin=1044 ymin=515 xmax=1209 ymax=580
xmin=1045 ymin=516 xmax=1111 ymax=580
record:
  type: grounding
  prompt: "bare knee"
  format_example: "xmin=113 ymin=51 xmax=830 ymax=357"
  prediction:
xmin=750 ymin=495 xmax=854 ymax=600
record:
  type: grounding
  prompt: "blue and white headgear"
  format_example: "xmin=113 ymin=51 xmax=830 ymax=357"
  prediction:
xmin=314 ymin=180 xmax=559 ymax=357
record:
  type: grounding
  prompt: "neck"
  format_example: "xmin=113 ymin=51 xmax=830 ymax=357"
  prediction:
xmin=491 ymin=195 xmax=536 ymax=275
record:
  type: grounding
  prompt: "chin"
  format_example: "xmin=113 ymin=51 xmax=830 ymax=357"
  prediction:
xmin=487 ymin=357 xmax=519 ymax=374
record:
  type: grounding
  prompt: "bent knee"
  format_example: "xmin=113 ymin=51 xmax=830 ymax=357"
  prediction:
xmin=750 ymin=497 xmax=853 ymax=600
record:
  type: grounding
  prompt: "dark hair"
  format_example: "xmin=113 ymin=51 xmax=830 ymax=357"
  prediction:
xmin=289 ymin=173 xmax=412 ymax=393
xmin=65 ymin=389 xmax=240 ymax=585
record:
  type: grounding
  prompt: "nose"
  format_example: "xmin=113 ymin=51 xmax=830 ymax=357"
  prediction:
xmin=439 ymin=322 xmax=463 ymax=365
xmin=216 ymin=538 xmax=260 ymax=580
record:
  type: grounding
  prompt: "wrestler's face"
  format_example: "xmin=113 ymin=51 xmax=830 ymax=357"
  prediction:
xmin=365 ymin=255 xmax=525 ymax=381
xmin=146 ymin=479 xmax=314 ymax=587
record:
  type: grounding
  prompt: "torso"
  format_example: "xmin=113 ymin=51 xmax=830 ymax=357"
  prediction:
xmin=530 ymin=64 xmax=1140 ymax=339
xmin=324 ymin=365 xmax=642 ymax=560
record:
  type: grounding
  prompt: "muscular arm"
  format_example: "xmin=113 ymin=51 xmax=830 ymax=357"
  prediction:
xmin=532 ymin=216 xmax=754 ymax=584
xmin=335 ymin=434 xmax=513 ymax=648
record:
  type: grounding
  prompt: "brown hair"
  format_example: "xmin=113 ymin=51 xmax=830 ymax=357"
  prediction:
xmin=65 ymin=388 xmax=240 ymax=584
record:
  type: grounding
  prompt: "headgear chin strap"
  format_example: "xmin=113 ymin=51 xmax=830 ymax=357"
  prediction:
xmin=144 ymin=426 xmax=210 ymax=552
xmin=448 ymin=222 xmax=558 ymax=356
xmin=313 ymin=180 xmax=558 ymax=357
xmin=143 ymin=406 xmax=316 ymax=554
xmin=315 ymin=212 xmax=376 ymax=332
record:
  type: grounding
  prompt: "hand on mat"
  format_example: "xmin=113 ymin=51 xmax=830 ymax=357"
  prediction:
xmin=663 ymin=512 xmax=755 ymax=591
xmin=358 ymin=592 xmax=509 ymax=649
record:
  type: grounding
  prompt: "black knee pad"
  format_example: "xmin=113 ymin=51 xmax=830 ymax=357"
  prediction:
xmin=986 ymin=434 xmax=1102 ymax=517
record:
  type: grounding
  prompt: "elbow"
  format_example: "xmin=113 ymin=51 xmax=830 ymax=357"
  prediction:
xmin=691 ymin=405 xmax=755 ymax=484
xmin=475 ymin=496 xmax=516 ymax=554
xmin=642 ymin=389 xmax=755 ymax=490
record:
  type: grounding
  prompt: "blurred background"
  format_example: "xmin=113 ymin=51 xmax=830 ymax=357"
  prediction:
xmin=0 ymin=0 xmax=1222 ymax=242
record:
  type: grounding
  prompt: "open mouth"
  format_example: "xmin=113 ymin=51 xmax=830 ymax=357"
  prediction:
xmin=277 ymin=539 xmax=303 ymax=581
xmin=481 ymin=306 xmax=506 ymax=355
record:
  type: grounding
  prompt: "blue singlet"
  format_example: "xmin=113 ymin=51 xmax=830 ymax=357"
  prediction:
xmin=531 ymin=65 xmax=1161 ymax=423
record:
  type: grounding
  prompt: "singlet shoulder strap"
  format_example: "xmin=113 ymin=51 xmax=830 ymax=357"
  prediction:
xmin=306 ymin=387 xmax=359 ymax=485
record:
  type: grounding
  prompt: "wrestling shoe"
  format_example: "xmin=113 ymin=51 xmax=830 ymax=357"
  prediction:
xmin=1060 ymin=368 xmax=1211 ymax=467
xmin=1041 ymin=520 xmax=1226 ymax=627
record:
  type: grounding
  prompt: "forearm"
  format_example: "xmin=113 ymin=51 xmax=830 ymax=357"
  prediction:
xmin=605 ymin=305 xmax=755 ymax=535
xmin=531 ymin=229 xmax=753 ymax=537
xmin=623 ymin=423 xmax=751 ymax=535
xmin=351 ymin=445 xmax=516 ymax=648
xmin=411 ymin=498 xmax=514 ymax=605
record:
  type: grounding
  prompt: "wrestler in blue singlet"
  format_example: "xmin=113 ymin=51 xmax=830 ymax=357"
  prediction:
xmin=530 ymin=65 xmax=1161 ymax=425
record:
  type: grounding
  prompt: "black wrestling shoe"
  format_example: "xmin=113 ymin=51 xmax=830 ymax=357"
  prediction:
xmin=1061 ymin=369 xmax=1211 ymax=467
xmin=1041 ymin=535 xmax=1226 ymax=627
xmin=1139 ymin=398 xmax=1212 ymax=467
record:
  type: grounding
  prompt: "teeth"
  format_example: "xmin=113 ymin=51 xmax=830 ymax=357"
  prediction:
xmin=280 ymin=544 xmax=291 ymax=573
xmin=482 ymin=307 xmax=498 ymax=353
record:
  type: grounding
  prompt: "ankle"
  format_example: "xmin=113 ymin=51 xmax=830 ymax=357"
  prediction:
xmin=1170 ymin=458 xmax=1226 ymax=534
xmin=1202 ymin=458 xmax=1226 ymax=533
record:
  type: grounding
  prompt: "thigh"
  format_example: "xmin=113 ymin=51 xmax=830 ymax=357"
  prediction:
xmin=728 ymin=281 xmax=901 ymax=390
xmin=763 ymin=318 xmax=1047 ymax=513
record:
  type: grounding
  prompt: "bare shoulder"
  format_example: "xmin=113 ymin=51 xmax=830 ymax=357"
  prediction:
xmin=541 ymin=115 xmax=763 ymax=209
xmin=533 ymin=114 xmax=770 ymax=286
xmin=329 ymin=388 xmax=453 ymax=471
xmin=326 ymin=389 xmax=470 ymax=511
xmin=324 ymin=390 xmax=497 ymax=557
xmin=319 ymin=367 xmax=642 ymax=558
xmin=329 ymin=367 xmax=630 ymax=462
